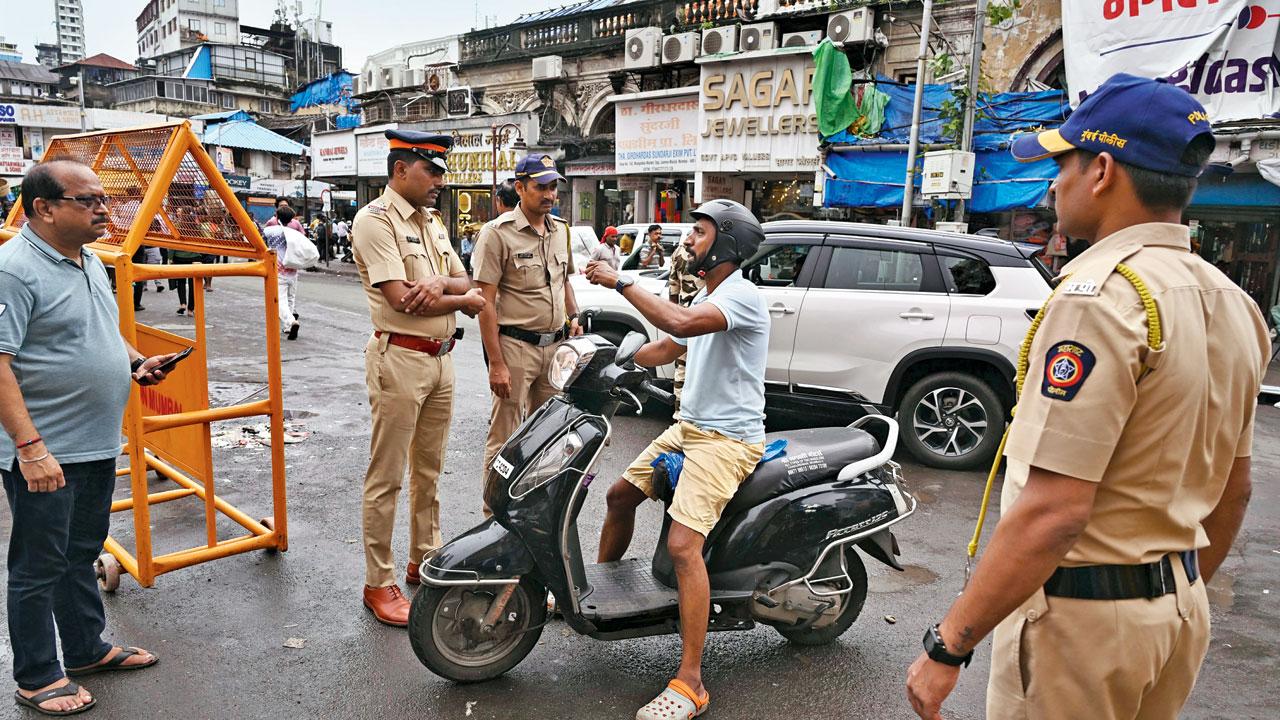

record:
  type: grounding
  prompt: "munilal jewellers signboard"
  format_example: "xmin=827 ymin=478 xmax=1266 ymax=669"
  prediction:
xmin=698 ymin=51 xmax=820 ymax=173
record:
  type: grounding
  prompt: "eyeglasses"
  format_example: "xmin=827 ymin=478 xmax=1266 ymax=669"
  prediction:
xmin=50 ymin=194 xmax=112 ymax=210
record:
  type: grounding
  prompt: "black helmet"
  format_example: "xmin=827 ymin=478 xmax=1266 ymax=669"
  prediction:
xmin=688 ymin=199 xmax=764 ymax=274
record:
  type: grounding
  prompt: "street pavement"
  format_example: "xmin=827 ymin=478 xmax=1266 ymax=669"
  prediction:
xmin=0 ymin=267 xmax=1276 ymax=719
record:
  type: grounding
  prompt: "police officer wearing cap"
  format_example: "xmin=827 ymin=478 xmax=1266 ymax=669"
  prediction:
xmin=350 ymin=130 xmax=486 ymax=627
xmin=472 ymin=154 xmax=582 ymax=513
xmin=906 ymin=74 xmax=1271 ymax=720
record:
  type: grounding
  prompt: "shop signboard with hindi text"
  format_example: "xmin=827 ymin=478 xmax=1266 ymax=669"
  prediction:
xmin=0 ymin=126 xmax=15 ymax=147
xmin=1063 ymin=0 xmax=1280 ymax=122
xmin=356 ymin=125 xmax=395 ymax=177
xmin=697 ymin=51 xmax=820 ymax=174
xmin=616 ymin=94 xmax=699 ymax=174
xmin=0 ymin=146 xmax=25 ymax=175
xmin=445 ymin=125 xmax=523 ymax=187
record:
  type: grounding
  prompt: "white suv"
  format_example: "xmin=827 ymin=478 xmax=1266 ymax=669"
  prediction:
xmin=574 ymin=220 xmax=1052 ymax=470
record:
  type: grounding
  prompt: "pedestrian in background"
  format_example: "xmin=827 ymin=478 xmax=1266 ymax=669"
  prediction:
xmin=906 ymin=73 xmax=1271 ymax=720
xmin=495 ymin=178 xmax=519 ymax=214
xmin=262 ymin=205 xmax=304 ymax=341
xmin=472 ymin=154 xmax=582 ymax=515
xmin=590 ymin=225 xmax=622 ymax=270
xmin=0 ymin=160 xmax=178 ymax=716
xmin=350 ymin=130 xmax=484 ymax=626
xmin=639 ymin=223 xmax=665 ymax=268
xmin=334 ymin=216 xmax=351 ymax=261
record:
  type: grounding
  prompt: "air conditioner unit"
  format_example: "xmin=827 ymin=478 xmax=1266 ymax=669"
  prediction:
xmin=446 ymin=87 xmax=472 ymax=118
xmin=701 ymin=25 xmax=738 ymax=55
xmin=740 ymin=22 xmax=778 ymax=52
xmin=935 ymin=221 xmax=970 ymax=234
xmin=532 ymin=55 xmax=563 ymax=81
xmin=406 ymin=67 xmax=425 ymax=89
xmin=781 ymin=30 xmax=823 ymax=47
xmin=624 ymin=27 xmax=663 ymax=69
xmin=662 ymin=32 xmax=700 ymax=64
xmin=921 ymin=150 xmax=975 ymax=199
xmin=827 ymin=7 xmax=876 ymax=45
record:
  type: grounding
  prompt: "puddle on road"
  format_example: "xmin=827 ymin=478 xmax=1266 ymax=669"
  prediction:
xmin=1206 ymin=572 xmax=1236 ymax=611
xmin=870 ymin=564 xmax=940 ymax=593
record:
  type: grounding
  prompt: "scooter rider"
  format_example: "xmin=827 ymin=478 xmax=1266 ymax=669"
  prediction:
xmin=583 ymin=199 xmax=769 ymax=720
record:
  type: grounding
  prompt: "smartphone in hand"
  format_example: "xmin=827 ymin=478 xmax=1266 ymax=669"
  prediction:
xmin=136 ymin=347 xmax=193 ymax=381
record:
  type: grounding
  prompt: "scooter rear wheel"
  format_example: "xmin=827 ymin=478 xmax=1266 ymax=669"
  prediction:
xmin=408 ymin=577 xmax=548 ymax=683
xmin=774 ymin=548 xmax=868 ymax=646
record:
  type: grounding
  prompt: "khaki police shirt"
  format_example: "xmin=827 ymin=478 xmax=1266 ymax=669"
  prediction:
xmin=350 ymin=186 xmax=465 ymax=339
xmin=471 ymin=207 xmax=571 ymax=333
xmin=1002 ymin=223 xmax=1270 ymax=566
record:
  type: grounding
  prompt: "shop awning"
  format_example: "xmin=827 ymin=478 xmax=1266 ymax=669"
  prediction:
xmin=823 ymin=78 xmax=1069 ymax=212
xmin=1191 ymin=171 xmax=1280 ymax=208
xmin=200 ymin=119 xmax=307 ymax=156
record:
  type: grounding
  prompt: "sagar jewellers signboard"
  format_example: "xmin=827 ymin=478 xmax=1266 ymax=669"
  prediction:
xmin=1064 ymin=0 xmax=1280 ymax=121
xmin=697 ymin=51 xmax=821 ymax=173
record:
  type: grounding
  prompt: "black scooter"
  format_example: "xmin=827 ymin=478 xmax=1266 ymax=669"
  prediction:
xmin=408 ymin=332 xmax=917 ymax=682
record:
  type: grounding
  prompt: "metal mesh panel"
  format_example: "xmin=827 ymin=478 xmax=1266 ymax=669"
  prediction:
xmin=4 ymin=125 xmax=259 ymax=257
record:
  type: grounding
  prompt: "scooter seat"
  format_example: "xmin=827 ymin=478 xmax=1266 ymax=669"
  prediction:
xmin=723 ymin=427 xmax=880 ymax=517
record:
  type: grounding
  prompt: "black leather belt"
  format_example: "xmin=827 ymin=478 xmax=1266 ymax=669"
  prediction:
xmin=499 ymin=325 xmax=567 ymax=347
xmin=1044 ymin=550 xmax=1199 ymax=600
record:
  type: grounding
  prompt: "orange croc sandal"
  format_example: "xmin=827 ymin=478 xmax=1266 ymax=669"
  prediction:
xmin=636 ymin=679 xmax=710 ymax=719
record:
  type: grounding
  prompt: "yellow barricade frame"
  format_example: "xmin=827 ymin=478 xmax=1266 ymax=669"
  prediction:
xmin=0 ymin=121 xmax=288 ymax=588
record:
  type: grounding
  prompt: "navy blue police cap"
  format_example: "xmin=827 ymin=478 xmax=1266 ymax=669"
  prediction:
xmin=385 ymin=129 xmax=452 ymax=173
xmin=1011 ymin=73 xmax=1214 ymax=177
xmin=514 ymin=154 xmax=565 ymax=184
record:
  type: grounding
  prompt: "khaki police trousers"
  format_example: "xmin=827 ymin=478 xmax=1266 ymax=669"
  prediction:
xmin=987 ymin=556 xmax=1209 ymax=720
xmin=362 ymin=334 xmax=454 ymax=588
xmin=482 ymin=335 xmax=558 ymax=513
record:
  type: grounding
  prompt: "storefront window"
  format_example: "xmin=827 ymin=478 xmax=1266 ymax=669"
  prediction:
xmin=1193 ymin=218 xmax=1278 ymax=311
xmin=754 ymin=179 xmax=815 ymax=221
xmin=452 ymin=188 xmax=493 ymax=247
xmin=601 ymin=181 xmax=634 ymax=228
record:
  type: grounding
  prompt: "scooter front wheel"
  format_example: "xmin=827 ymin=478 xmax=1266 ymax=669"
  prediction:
xmin=408 ymin=577 xmax=548 ymax=683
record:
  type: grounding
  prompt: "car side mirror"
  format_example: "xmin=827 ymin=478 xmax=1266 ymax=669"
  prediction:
xmin=614 ymin=331 xmax=645 ymax=367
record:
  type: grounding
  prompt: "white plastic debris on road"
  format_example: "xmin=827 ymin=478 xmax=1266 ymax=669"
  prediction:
xmin=211 ymin=421 xmax=310 ymax=449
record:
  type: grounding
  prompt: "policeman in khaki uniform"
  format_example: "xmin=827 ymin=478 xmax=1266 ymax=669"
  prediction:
xmin=472 ymin=154 xmax=582 ymax=511
xmin=351 ymin=130 xmax=486 ymax=627
xmin=906 ymin=75 xmax=1271 ymax=720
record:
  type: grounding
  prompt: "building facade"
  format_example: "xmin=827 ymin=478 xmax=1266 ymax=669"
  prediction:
xmin=55 ymin=54 xmax=141 ymax=110
xmin=54 ymin=0 xmax=85 ymax=64
xmin=137 ymin=0 xmax=240 ymax=59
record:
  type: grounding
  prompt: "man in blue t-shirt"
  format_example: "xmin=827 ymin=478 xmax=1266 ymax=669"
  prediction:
xmin=584 ymin=199 xmax=769 ymax=720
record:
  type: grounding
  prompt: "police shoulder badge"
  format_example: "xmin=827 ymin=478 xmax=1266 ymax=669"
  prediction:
xmin=1041 ymin=340 xmax=1096 ymax=401
xmin=1061 ymin=279 xmax=1099 ymax=296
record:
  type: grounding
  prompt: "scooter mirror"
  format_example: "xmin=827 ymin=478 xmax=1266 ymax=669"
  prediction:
xmin=614 ymin=331 xmax=646 ymax=367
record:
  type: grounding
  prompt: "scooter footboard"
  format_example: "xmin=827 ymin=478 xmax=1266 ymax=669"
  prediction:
xmin=420 ymin=519 xmax=536 ymax=587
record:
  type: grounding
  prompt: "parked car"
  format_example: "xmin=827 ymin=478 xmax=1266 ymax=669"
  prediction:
xmin=574 ymin=220 xmax=1052 ymax=470
xmin=614 ymin=223 xmax=693 ymax=270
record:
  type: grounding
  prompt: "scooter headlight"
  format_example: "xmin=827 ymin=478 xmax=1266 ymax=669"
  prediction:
xmin=510 ymin=430 xmax=585 ymax=498
xmin=548 ymin=337 xmax=597 ymax=391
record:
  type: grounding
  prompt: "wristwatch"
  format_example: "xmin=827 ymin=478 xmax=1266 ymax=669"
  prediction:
xmin=130 ymin=357 xmax=147 ymax=373
xmin=923 ymin=624 xmax=973 ymax=667
xmin=614 ymin=276 xmax=636 ymax=293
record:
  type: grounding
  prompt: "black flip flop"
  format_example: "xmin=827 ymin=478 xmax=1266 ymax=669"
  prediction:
xmin=65 ymin=647 xmax=158 ymax=678
xmin=13 ymin=682 xmax=95 ymax=716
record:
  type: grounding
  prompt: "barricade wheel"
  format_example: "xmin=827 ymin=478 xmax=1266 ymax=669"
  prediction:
xmin=95 ymin=554 xmax=121 ymax=593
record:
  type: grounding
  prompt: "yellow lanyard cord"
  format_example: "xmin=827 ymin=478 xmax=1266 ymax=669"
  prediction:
xmin=964 ymin=263 xmax=1163 ymax=573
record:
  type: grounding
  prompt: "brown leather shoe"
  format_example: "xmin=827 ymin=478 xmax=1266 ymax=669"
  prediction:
xmin=405 ymin=562 xmax=420 ymax=586
xmin=363 ymin=585 xmax=410 ymax=627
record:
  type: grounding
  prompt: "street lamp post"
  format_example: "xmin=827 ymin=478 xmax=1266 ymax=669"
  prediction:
xmin=489 ymin=122 xmax=526 ymax=216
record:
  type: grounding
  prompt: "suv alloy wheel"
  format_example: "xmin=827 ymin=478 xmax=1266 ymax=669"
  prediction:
xmin=897 ymin=371 xmax=1005 ymax=471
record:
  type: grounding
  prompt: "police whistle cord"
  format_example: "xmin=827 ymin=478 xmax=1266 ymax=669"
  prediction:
xmin=964 ymin=263 xmax=1163 ymax=589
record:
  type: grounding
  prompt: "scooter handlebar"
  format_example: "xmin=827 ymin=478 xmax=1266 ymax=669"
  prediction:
xmin=641 ymin=379 xmax=675 ymax=406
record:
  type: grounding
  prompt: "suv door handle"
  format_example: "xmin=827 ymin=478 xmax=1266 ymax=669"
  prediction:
xmin=899 ymin=311 xmax=935 ymax=320
xmin=769 ymin=304 xmax=796 ymax=315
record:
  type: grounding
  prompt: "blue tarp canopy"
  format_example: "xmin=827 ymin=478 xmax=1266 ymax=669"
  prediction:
xmin=200 ymin=120 xmax=307 ymax=155
xmin=1190 ymin=172 xmax=1280 ymax=207
xmin=824 ymin=77 xmax=1070 ymax=212
xmin=291 ymin=71 xmax=357 ymax=113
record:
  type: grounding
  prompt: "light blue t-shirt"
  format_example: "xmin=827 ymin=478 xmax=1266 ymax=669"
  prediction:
xmin=0 ymin=225 xmax=131 ymax=469
xmin=674 ymin=272 xmax=769 ymax=443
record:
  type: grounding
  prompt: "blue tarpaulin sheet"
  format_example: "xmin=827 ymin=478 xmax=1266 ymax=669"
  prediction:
xmin=291 ymin=72 xmax=357 ymax=113
xmin=1190 ymin=172 xmax=1280 ymax=207
xmin=824 ymin=77 xmax=1070 ymax=211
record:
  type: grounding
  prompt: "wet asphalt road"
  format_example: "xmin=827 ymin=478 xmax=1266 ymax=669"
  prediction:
xmin=0 ymin=268 xmax=1277 ymax=720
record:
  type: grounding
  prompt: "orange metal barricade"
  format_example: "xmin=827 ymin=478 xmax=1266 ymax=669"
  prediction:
xmin=0 ymin=121 xmax=288 ymax=589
